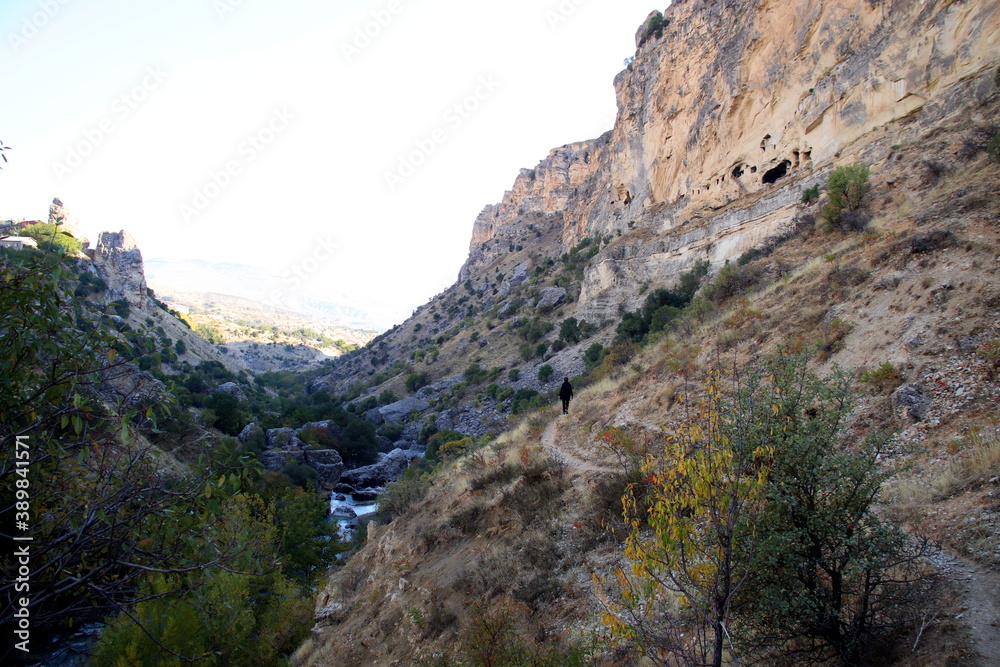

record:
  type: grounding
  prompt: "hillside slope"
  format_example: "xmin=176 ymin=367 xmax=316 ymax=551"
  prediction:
xmin=313 ymin=0 xmax=998 ymax=443
xmin=299 ymin=1 xmax=1000 ymax=664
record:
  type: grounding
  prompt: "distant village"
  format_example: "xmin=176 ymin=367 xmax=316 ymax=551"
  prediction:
xmin=1 ymin=198 xmax=90 ymax=253
xmin=0 ymin=219 xmax=41 ymax=250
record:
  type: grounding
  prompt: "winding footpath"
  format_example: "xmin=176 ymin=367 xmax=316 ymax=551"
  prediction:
xmin=540 ymin=417 xmax=619 ymax=475
xmin=540 ymin=417 xmax=1000 ymax=664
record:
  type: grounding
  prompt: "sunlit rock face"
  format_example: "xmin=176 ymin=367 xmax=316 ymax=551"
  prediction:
xmin=93 ymin=230 xmax=149 ymax=311
xmin=459 ymin=0 xmax=999 ymax=321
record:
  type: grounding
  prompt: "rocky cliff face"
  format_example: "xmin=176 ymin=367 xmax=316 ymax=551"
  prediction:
xmin=459 ymin=0 xmax=999 ymax=320
xmin=93 ymin=230 xmax=150 ymax=311
xmin=48 ymin=197 xmax=88 ymax=247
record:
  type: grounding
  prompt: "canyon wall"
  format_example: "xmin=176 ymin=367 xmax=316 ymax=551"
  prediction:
xmin=460 ymin=0 xmax=999 ymax=320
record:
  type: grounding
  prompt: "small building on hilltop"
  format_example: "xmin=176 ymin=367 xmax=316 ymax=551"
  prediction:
xmin=0 ymin=235 xmax=39 ymax=250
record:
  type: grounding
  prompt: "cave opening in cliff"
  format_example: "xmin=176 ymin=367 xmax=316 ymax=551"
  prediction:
xmin=762 ymin=160 xmax=791 ymax=185
xmin=732 ymin=165 xmax=744 ymax=179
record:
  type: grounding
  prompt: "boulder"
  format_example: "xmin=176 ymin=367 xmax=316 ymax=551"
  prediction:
xmin=378 ymin=396 xmax=431 ymax=424
xmin=351 ymin=490 xmax=380 ymax=503
xmin=499 ymin=263 xmax=530 ymax=296
xmin=298 ymin=420 xmax=343 ymax=443
xmin=339 ymin=448 xmax=421 ymax=488
xmin=303 ymin=449 xmax=344 ymax=490
xmin=213 ymin=382 xmax=247 ymax=402
xmin=261 ymin=450 xmax=304 ymax=472
xmin=364 ymin=407 xmax=385 ymax=426
xmin=892 ymin=383 xmax=932 ymax=421
xmin=535 ymin=287 xmax=567 ymax=312
xmin=238 ymin=422 xmax=264 ymax=447
xmin=330 ymin=505 xmax=357 ymax=519
xmin=97 ymin=363 xmax=165 ymax=409
xmin=375 ymin=435 xmax=395 ymax=453
xmin=265 ymin=428 xmax=306 ymax=451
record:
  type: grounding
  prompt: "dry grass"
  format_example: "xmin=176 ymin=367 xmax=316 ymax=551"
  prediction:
xmin=930 ymin=427 xmax=1000 ymax=499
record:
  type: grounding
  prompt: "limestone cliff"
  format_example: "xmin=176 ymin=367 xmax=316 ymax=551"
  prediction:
xmin=93 ymin=230 xmax=150 ymax=311
xmin=458 ymin=0 xmax=999 ymax=321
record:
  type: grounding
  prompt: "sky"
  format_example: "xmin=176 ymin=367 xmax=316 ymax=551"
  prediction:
xmin=0 ymin=0 xmax=662 ymax=329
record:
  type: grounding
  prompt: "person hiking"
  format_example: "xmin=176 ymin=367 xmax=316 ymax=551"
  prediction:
xmin=559 ymin=377 xmax=573 ymax=415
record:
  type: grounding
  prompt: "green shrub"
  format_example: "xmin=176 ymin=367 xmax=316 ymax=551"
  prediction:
xmin=801 ymin=184 xmax=820 ymax=204
xmin=537 ymin=364 xmax=554 ymax=383
xmin=380 ymin=465 xmax=435 ymax=519
xmin=20 ymin=222 xmax=83 ymax=255
xmin=822 ymin=163 xmax=871 ymax=231
xmin=860 ymin=361 xmax=904 ymax=393
xmin=464 ymin=363 xmax=490 ymax=384
xmin=638 ymin=12 xmax=667 ymax=46
xmin=508 ymin=368 xmax=521 ymax=382
xmin=405 ymin=372 xmax=429 ymax=393
xmin=512 ymin=389 xmax=541 ymax=415
xmin=583 ymin=343 xmax=609 ymax=370
xmin=988 ymin=131 xmax=1000 ymax=163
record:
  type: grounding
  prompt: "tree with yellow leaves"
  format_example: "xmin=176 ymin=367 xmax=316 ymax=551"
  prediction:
xmin=598 ymin=366 xmax=773 ymax=667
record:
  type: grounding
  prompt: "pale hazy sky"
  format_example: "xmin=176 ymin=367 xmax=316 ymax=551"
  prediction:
xmin=1 ymin=0 xmax=662 ymax=328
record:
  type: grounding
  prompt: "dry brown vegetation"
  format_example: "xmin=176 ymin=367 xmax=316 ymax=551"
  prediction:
xmin=296 ymin=108 xmax=1000 ymax=666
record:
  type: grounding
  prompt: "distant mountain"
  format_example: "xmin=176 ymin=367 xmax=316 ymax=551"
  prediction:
xmin=144 ymin=258 xmax=394 ymax=330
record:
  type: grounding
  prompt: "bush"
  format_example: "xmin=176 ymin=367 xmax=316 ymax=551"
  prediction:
xmin=21 ymin=222 xmax=83 ymax=255
xmin=583 ymin=343 xmax=609 ymax=370
xmin=380 ymin=465 xmax=434 ymax=519
xmin=801 ymin=184 xmax=820 ymax=204
xmin=508 ymin=368 xmax=521 ymax=382
xmin=464 ymin=364 xmax=490 ymax=385
xmin=405 ymin=372 xmax=429 ymax=393
xmin=638 ymin=12 xmax=667 ymax=46
xmin=602 ymin=350 xmax=933 ymax=666
xmin=537 ymin=364 xmax=554 ymax=383
xmin=511 ymin=389 xmax=541 ymax=415
xmin=988 ymin=131 xmax=1000 ymax=163
xmin=860 ymin=361 xmax=904 ymax=393
xmin=822 ymin=163 xmax=871 ymax=231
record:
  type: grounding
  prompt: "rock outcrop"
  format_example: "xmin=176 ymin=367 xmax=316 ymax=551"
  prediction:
xmin=49 ymin=197 xmax=88 ymax=246
xmin=457 ymin=0 xmax=1000 ymax=321
xmin=93 ymin=231 xmax=149 ymax=311
xmin=338 ymin=448 xmax=421 ymax=489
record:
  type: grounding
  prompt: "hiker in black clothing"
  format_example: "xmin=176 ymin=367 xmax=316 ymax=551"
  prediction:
xmin=559 ymin=377 xmax=573 ymax=415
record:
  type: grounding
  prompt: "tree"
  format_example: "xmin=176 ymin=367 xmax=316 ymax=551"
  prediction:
xmin=20 ymin=222 xmax=83 ymax=255
xmin=0 ymin=253 xmax=263 ymax=656
xmin=822 ymin=164 xmax=871 ymax=231
xmin=560 ymin=317 xmax=582 ymax=344
xmin=741 ymin=351 xmax=933 ymax=664
xmin=537 ymin=364 xmax=554 ymax=383
xmin=598 ymin=369 xmax=772 ymax=667
xmin=598 ymin=350 xmax=931 ymax=665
